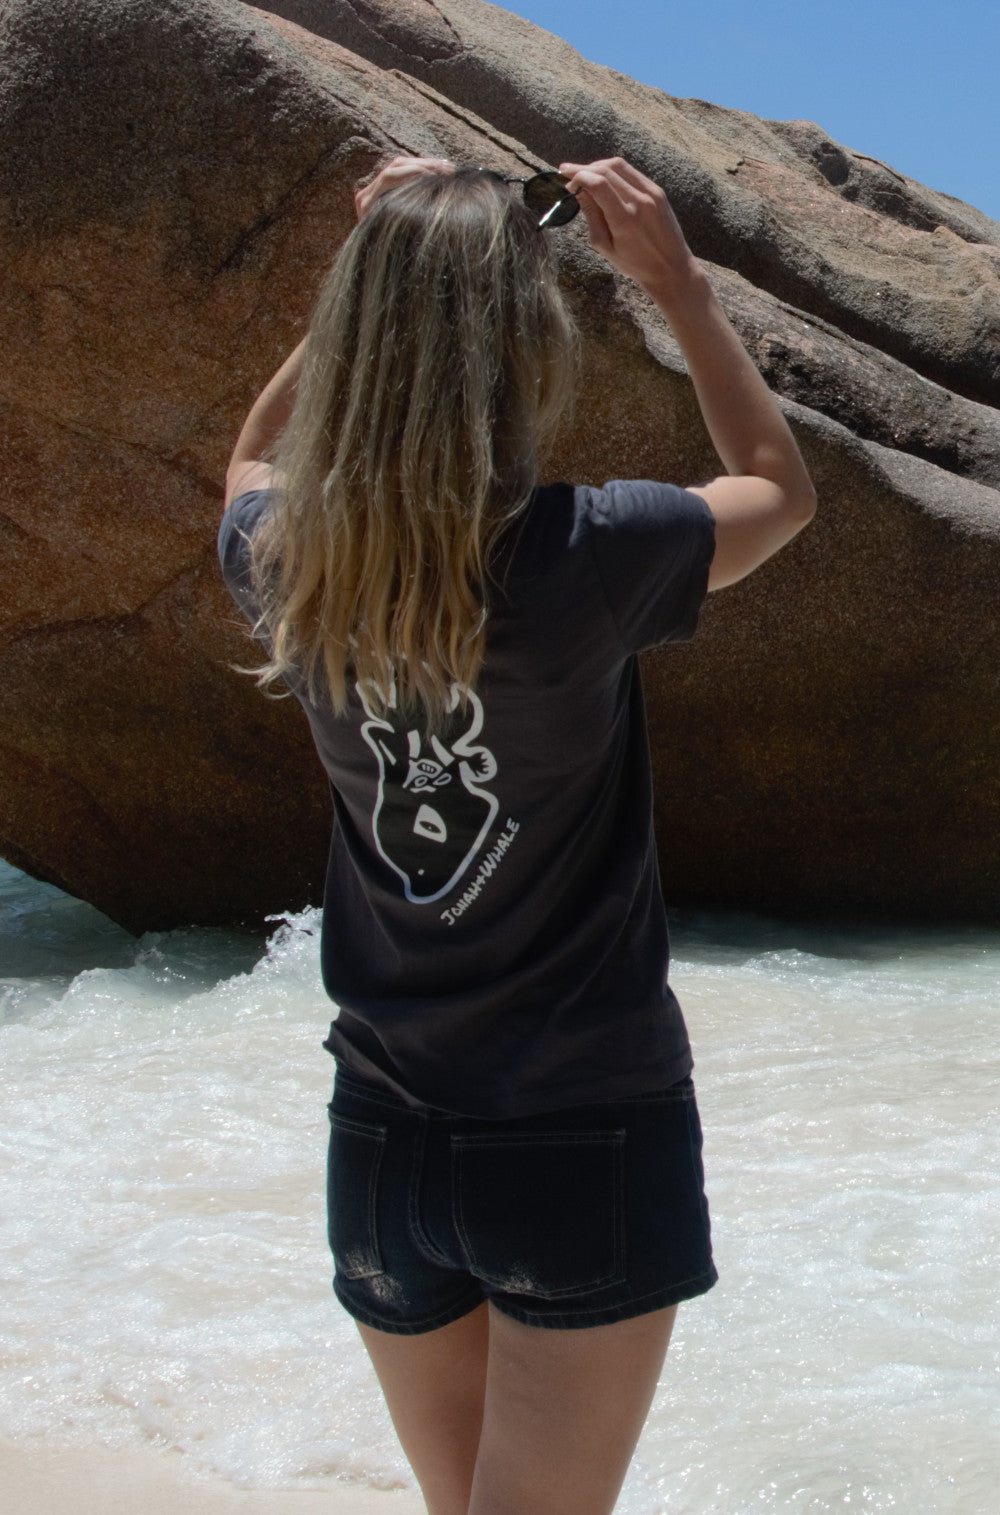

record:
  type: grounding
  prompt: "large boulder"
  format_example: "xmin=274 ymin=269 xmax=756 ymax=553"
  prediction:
xmin=1 ymin=0 xmax=998 ymax=929
xmin=258 ymin=0 xmax=1000 ymax=414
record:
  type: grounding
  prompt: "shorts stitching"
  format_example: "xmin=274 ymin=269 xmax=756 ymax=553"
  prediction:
xmin=614 ymin=1131 xmax=625 ymax=1286
xmin=682 ymin=1099 xmax=707 ymax=1212
xmin=334 ymin=1278 xmax=484 ymax=1335
xmin=610 ymin=1081 xmax=694 ymax=1106
xmin=406 ymin=1116 xmax=455 ymax=1270
xmin=329 ymin=1110 xmax=388 ymax=1141
xmin=328 ymin=1114 xmax=387 ymax=1281
xmin=452 ymin=1132 xmax=626 ymax=1300
xmin=333 ymin=1072 xmax=410 ymax=1115
xmin=489 ymin=1266 xmax=718 ymax=1328
xmin=451 ymin=1131 xmax=626 ymax=1150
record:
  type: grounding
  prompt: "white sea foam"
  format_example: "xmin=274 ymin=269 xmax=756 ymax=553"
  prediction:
xmin=1 ymin=863 xmax=997 ymax=1510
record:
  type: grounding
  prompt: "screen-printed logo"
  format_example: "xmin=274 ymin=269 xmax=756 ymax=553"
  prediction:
xmin=358 ymin=683 xmax=499 ymax=903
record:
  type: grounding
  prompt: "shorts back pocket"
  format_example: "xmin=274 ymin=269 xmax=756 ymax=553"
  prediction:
xmin=451 ymin=1130 xmax=625 ymax=1299
xmin=327 ymin=1111 xmax=387 ymax=1281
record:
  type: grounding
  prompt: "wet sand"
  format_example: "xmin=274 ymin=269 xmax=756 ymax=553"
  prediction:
xmin=0 ymin=1436 xmax=425 ymax=1515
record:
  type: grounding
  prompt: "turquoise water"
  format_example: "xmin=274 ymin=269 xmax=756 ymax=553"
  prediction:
xmin=1 ymin=860 xmax=997 ymax=1511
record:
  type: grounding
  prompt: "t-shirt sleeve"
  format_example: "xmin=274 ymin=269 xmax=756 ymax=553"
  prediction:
xmin=580 ymin=480 xmax=716 ymax=653
xmin=217 ymin=489 xmax=274 ymax=627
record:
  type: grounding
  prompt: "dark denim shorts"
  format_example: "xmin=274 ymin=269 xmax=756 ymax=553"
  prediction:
xmin=326 ymin=1066 xmax=717 ymax=1333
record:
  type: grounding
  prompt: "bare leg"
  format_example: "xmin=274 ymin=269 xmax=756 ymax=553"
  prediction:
xmin=358 ymin=1303 xmax=489 ymax=1515
xmin=469 ymin=1303 xmax=677 ymax=1515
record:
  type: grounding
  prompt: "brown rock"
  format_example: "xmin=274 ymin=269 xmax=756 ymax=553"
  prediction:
xmin=256 ymin=0 xmax=1000 ymax=409
xmin=1 ymin=0 xmax=998 ymax=928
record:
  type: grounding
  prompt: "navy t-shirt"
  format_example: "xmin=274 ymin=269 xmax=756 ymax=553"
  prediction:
xmin=218 ymin=481 xmax=715 ymax=1117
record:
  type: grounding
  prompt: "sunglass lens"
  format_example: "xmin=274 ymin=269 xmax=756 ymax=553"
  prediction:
xmin=523 ymin=171 xmax=579 ymax=227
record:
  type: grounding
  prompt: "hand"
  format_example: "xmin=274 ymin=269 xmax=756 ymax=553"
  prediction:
xmin=558 ymin=157 xmax=697 ymax=296
xmin=354 ymin=155 xmax=454 ymax=222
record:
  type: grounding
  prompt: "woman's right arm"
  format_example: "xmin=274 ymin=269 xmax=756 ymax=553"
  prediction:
xmin=560 ymin=158 xmax=817 ymax=589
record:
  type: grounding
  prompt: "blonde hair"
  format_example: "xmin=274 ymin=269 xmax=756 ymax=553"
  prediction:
xmin=249 ymin=167 xmax=578 ymax=727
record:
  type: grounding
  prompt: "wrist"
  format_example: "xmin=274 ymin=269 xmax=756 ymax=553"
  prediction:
xmin=640 ymin=256 xmax=710 ymax=313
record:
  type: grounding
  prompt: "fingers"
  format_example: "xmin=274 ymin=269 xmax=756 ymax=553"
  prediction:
xmin=560 ymin=156 xmax=661 ymax=198
xmin=558 ymin=159 xmax=658 ymax=264
xmin=573 ymin=193 xmax=613 ymax=256
xmin=557 ymin=157 xmax=690 ymax=291
xmin=354 ymin=155 xmax=454 ymax=221
xmin=560 ymin=158 xmax=664 ymax=222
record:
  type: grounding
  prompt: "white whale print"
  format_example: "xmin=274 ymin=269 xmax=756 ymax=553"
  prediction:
xmin=358 ymin=682 xmax=500 ymax=904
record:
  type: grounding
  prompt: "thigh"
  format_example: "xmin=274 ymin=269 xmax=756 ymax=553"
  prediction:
xmin=470 ymin=1302 xmax=677 ymax=1515
xmin=359 ymin=1305 xmax=490 ymax=1515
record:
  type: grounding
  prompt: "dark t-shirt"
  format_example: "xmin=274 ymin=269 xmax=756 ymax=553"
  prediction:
xmin=218 ymin=480 xmax=715 ymax=1117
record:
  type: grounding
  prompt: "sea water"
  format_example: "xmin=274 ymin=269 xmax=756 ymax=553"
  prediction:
xmin=1 ymin=859 xmax=997 ymax=1512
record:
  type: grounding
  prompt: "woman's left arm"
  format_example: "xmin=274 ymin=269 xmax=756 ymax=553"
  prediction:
xmin=224 ymin=339 xmax=306 ymax=508
xmin=226 ymin=156 xmax=452 ymax=510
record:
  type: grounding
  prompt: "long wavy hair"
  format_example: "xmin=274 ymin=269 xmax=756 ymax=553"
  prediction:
xmin=248 ymin=167 xmax=579 ymax=727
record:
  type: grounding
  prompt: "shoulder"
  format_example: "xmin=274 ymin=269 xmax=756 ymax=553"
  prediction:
xmin=573 ymin=480 xmax=716 ymax=653
xmin=576 ymin=478 xmax=715 ymax=541
xmin=217 ymin=487 xmax=276 ymax=617
xmin=218 ymin=487 xmax=274 ymax=561
xmin=501 ymin=479 xmax=713 ymax=571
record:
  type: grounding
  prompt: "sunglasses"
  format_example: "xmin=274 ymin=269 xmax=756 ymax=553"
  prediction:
xmin=481 ymin=169 xmax=581 ymax=228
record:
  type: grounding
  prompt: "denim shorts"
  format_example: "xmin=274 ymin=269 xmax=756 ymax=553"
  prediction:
xmin=326 ymin=1066 xmax=717 ymax=1333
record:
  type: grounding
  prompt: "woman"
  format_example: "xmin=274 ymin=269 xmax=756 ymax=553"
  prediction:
xmin=219 ymin=155 xmax=815 ymax=1515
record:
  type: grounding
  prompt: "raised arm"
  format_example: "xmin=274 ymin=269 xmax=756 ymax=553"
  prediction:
xmin=225 ymin=159 xmax=455 ymax=512
xmin=224 ymin=339 xmax=306 ymax=509
xmin=560 ymin=158 xmax=816 ymax=589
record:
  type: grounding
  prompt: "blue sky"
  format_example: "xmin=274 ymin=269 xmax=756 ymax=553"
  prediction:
xmin=502 ymin=0 xmax=1000 ymax=225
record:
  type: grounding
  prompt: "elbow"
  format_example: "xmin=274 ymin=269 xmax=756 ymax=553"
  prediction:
xmin=800 ymin=484 xmax=818 ymax=522
xmin=789 ymin=481 xmax=817 ymax=528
